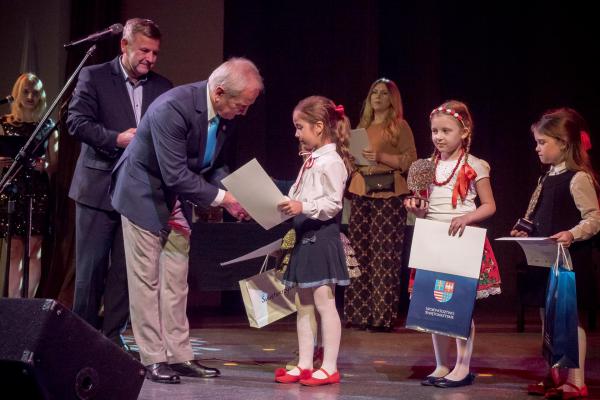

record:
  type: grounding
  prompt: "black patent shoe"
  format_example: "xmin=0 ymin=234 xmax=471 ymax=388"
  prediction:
xmin=145 ymin=362 xmax=180 ymax=384
xmin=169 ymin=360 xmax=221 ymax=378
xmin=421 ymin=375 xmax=445 ymax=386
xmin=434 ymin=373 xmax=476 ymax=388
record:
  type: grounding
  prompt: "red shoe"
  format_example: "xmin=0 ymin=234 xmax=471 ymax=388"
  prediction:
xmin=529 ymin=368 xmax=561 ymax=396
xmin=299 ymin=368 xmax=340 ymax=386
xmin=275 ymin=367 xmax=311 ymax=383
xmin=544 ymin=382 xmax=588 ymax=399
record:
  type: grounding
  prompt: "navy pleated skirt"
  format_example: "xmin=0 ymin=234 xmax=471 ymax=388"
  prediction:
xmin=282 ymin=214 xmax=350 ymax=288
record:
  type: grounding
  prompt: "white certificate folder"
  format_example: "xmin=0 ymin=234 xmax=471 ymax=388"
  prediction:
xmin=408 ymin=218 xmax=486 ymax=279
xmin=220 ymin=239 xmax=282 ymax=266
xmin=221 ymin=158 xmax=292 ymax=230
xmin=495 ymin=237 xmax=569 ymax=267
xmin=349 ymin=128 xmax=374 ymax=166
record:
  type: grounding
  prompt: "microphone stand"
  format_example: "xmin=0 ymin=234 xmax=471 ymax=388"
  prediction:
xmin=0 ymin=44 xmax=97 ymax=298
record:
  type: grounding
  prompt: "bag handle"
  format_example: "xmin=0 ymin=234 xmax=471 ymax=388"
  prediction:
xmin=553 ymin=243 xmax=573 ymax=275
xmin=259 ymin=254 xmax=270 ymax=274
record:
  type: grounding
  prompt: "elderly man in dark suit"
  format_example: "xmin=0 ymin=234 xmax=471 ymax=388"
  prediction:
xmin=111 ymin=57 xmax=263 ymax=383
xmin=67 ymin=18 xmax=172 ymax=351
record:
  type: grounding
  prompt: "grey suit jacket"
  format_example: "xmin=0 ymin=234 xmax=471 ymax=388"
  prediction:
xmin=110 ymin=81 xmax=234 ymax=233
xmin=67 ymin=56 xmax=173 ymax=211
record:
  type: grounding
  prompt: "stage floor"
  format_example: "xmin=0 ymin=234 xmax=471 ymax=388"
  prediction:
xmin=131 ymin=311 xmax=599 ymax=400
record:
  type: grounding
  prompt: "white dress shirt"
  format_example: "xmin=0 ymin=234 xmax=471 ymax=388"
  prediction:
xmin=289 ymin=143 xmax=348 ymax=221
xmin=118 ymin=57 xmax=145 ymax=125
xmin=206 ymin=89 xmax=225 ymax=206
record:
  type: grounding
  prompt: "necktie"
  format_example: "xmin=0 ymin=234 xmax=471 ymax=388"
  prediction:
xmin=202 ymin=115 xmax=220 ymax=168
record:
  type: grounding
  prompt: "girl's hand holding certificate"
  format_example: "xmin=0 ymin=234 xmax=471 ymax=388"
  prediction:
xmin=278 ymin=199 xmax=302 ymax=216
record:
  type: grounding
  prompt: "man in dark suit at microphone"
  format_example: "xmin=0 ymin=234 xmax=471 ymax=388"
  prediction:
xmin=67 ymin=18 xmax=172 ymax=352
xmin=111 ymin=57 xmax=262 ymax=383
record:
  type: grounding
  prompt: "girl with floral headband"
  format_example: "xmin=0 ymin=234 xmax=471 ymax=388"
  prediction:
xmin=511 ymin=107 xmax=600 ymax=399
xmin=275 ymin=95 xmax=353 ymax=386
xmin=405 ymin=99 xmax=501 ymax=388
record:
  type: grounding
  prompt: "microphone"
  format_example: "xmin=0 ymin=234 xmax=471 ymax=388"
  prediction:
xmin=64 ymin=23 xmax=124 ymax=49
xmin=0 ymin=95 xmax=14 ymax=105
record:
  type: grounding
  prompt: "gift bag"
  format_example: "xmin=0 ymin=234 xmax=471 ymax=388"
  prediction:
xmin=239 ymin=256 xmax=297 ymax=328
xmin=406 ymin=269 xmax=478 ymax=340
xmin=543 ymin=244 xmax=579 ymax=368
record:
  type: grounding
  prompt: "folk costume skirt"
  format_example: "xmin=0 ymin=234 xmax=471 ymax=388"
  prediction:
xmin=344 ymin=195 xmax=406 ymax=329
xmin=408 ymin=237 xmax=502 ymax=299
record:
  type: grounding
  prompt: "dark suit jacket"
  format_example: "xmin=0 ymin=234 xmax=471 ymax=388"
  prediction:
xmin=67 ymin=56 xmax=173 ymax=211
xmin=110 ymin=81 xmax=234 ymax=233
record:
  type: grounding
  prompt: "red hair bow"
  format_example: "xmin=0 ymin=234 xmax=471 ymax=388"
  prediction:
xmin=581 ymin=130 xmax=592 ymax=152
xmin=334 ymin=104 xmax=345 ymax=118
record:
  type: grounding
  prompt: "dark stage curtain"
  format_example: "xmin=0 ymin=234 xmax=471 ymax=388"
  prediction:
xmin=378 ymin=2 xmax=600 ymax=307
xmin=38 ymin=1 xmax=122 ymax=307
xmin=223 ymin=0 xmax=379 ymax=179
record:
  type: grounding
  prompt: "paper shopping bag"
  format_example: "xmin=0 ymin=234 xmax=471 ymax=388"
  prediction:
xmin=239 ymin=257 xmax=297 ymax=328
xmin=406 ymin=269 xmax=478 ymax=340
xmin=543 ymin=244 xmax=579 ymax=368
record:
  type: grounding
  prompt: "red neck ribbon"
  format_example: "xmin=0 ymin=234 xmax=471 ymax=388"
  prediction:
xmin=452 ymin=161 xmax=477 ymax=208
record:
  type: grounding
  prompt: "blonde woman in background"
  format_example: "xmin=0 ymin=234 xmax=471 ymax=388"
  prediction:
xmin=344 ymin=78 xmax=417 ymax=331
xmin=0 ymin=73 xmax=55 ymax=297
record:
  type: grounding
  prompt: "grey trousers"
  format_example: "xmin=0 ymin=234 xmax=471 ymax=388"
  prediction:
xmin=121 ymin=214 xmax=193 ymax=366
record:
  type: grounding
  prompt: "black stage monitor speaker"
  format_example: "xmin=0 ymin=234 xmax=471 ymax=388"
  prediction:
xmin=0 ymin=298 xmax=145 ymax=400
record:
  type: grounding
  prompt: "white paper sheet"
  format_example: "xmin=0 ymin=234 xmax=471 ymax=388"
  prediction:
xmin=349 ymin=128 xmax=375 ymax=166
xmin=221 ymin=158 xmax=291 ymax=230
xmin=220 ymin=239 xmax=283 ymax=266
xmin=408 ymin=218 xmax=486 ymax=279
xmin=495 ymin=237 xmax=570 ymax=267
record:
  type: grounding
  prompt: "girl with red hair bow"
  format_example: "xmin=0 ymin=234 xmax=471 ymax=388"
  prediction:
xmin=511 ymin=107 xmax=600 ymax=399
xmin=275 ymin=96 xmax=353 ymax=386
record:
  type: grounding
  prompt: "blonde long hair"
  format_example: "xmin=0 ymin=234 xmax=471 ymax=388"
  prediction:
xmin=357 ymin=78 xmax=404 ymax=147
xmin=6 ymin=73 xmax=47 ymax=123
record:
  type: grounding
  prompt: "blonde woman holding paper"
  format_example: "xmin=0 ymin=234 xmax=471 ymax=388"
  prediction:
xmin=344 ymin=78 xmax=416 ymax=331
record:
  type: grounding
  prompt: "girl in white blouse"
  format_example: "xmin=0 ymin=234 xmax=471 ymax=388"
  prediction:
xmin=405 ymin=100 xmax=501 ymax=388
xmin=274 ymin=96 xmax=353 ymax=386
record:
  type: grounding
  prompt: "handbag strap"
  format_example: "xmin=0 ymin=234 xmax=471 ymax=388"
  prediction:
xmin=524 ymin=173 xmax=549 ymax=220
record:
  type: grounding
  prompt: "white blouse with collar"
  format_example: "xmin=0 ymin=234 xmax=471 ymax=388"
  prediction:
xmin=289 ymin=143 xmax=348 ymax=221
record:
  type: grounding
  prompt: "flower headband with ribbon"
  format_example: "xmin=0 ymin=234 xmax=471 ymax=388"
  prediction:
xmin=430 ymin=106 xmax=466 ymax=129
